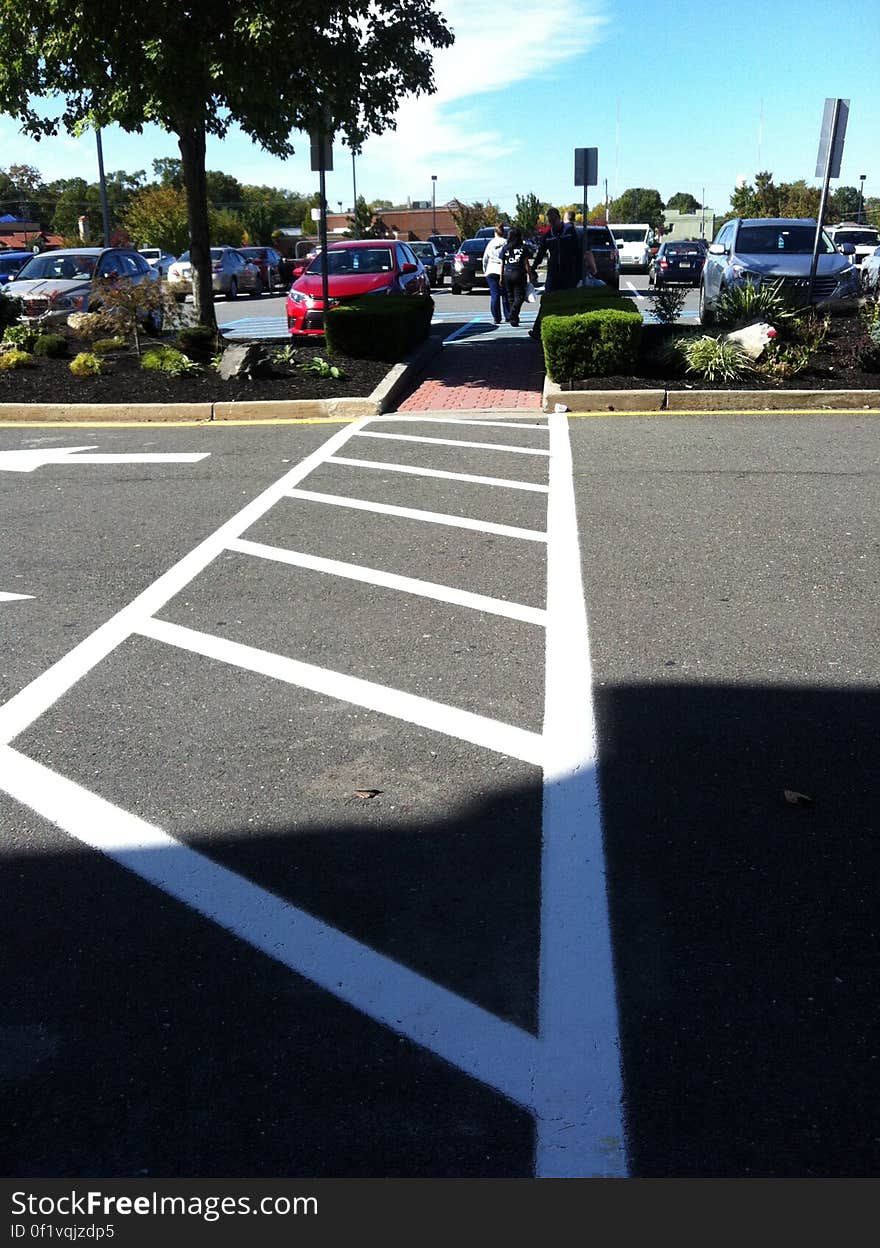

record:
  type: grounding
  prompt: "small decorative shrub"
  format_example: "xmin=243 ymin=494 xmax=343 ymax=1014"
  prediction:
xmin=69 ymin=352 xmax=103 ymax=377
xmin=645 ymin=284 xmax=688 ymax=325
xmin=298 ymin=355 xmax=344 ymax=379
xmin=682 ymin=334 xmax=753 ymax=382
xmin=92 ymin=336 xmax=127 ymax=354
xmin=0 ymin=348 xmax=36 ymax=370
xmin=714 ymin=279 xmax=797 ymax=329
xmin=32 ymin=333 xmax=69 ymax=358
xmin=176 ymin=325 xmax=217 ymax=358
xmin=754 ymin=342 xmax=813 ymax=380
xmin=325 ymin=294 xmax=434 ymax=362
xmin=2 ymin=324 xmax=39 ymax=351
xmin=141 ymin=346 xmax=200 ymax=375
xmin=272 ymin=343 xmax=298 ymax=365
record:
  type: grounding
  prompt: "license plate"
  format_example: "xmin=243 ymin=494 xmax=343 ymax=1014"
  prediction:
xmin=678 ymin=262 xmax=691 ymax=269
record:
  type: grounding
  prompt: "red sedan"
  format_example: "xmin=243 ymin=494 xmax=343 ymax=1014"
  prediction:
xmin=286 ymin=239 xmax=430 ymax=335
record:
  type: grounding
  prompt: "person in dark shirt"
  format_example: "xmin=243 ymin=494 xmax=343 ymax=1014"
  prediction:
xmin=528 ymin=207 xmax=596 ymax=339
xmin=499 ymin=226 xmax=534 ymax=328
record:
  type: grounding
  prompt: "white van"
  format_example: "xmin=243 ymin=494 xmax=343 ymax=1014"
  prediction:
xmin=608 ymin=224 xmax=653 ymax=272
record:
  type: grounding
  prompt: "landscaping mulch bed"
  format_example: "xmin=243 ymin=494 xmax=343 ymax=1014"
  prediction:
xmin=0 ymin=337 xmax=391 ymax=406
xmin=561 ymin=311 xmax=880 ymax=391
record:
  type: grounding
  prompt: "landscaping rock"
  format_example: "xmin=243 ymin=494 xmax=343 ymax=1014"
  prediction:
xmin=723 ymin=321 xmax=776 ymax=361
xmin=217 ymin=342 xmax=275 ymax=381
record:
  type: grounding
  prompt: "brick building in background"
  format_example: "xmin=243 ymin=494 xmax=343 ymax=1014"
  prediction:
xmin=322 ymin=205 xmax=460 ymax=240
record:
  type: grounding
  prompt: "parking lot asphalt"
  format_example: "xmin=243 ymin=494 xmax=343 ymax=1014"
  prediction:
xmin=2 ymin=406 xmax=879 ymax=1180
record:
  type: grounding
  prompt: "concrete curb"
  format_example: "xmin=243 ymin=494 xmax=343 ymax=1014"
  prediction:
xmin=0 ymin=336 xmax=446 ymax=424
xmin=542 ymin=376 xmax=880 ymax=414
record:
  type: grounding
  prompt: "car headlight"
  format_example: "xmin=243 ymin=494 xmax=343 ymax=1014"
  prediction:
xmin=729 ymin=265 xmax=762 ymax=282
xmin=54 ymin=292 xmax=89 ymax=311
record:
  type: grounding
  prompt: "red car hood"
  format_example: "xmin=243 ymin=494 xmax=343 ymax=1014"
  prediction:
xmin=293 ymin=272 xmax=392 ymax=299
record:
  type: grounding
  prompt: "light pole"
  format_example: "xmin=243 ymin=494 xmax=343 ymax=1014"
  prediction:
xmin=701 ymin=186 xmax=706 ymax=239
xmin=857 ymin=174 xmax=866 ymax=224
xmin=95 ymin=126 xmax=111 ymax=246
xmin=431 ymin=175 xmax=437 ymax=235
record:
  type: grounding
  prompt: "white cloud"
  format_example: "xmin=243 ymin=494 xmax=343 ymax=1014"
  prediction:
xmin=353 ymin=0 xmax=608 ymax=207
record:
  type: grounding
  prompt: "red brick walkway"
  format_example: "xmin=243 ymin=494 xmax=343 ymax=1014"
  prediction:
xmin=396 ymin=331 xmax=545 ymax=412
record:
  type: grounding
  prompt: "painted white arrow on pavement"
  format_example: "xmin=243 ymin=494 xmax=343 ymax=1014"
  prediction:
xmin=0 ymin=447 xmax=210 ymax=473
xmin=0 ymin=592 xmax=33 ymax=602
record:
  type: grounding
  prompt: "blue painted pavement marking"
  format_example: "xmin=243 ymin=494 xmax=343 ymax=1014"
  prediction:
xmin=221 ymin=316 xmax=290 ymax=340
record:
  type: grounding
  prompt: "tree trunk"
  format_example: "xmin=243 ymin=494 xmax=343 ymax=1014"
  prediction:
xmin=178 ymin=123 xmax=216 ymax=331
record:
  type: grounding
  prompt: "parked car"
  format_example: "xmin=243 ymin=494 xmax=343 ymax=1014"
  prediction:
xmin=648 ymin=240 xmax=707 ymax=287
xmin=608 ymin=223 xmax=654 ymax=272
xmin=236 ymin=245 xmax=284 ymax=292
xmin=5 ymin=247 xmax=161 ymax=329
xmin=826 ymin=222 xmax=880 ymax=268
xmin=450 ymin=238 xmax=490 ymax=293
xmin=138 ymin=247 xmax=177 ymax=277
xmin=699 ymin=218 xmax=861 ymax=325
xmin=167 ymin=247 xmax=263 ymax=302
xmin=574 ymin=224 xmax=621 ymax=290
xmin=861 ymin=245 xmax=880 ymax=296
xmin=286 ymin=238 xmax=430 ymax=335
xmin=0 ymin=250 xmax=35 ymax=286
xmin=407 ymin=240 xmax=449 ymax=288
xmin=427 ymin=233 xmax=461 ymax=261
xmin=475 ymin=225 xmax=508 ymax=240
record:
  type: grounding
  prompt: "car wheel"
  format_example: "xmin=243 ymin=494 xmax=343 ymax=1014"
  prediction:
xmin=451 ymin=283 xmax=461 ymax=294
xmin=435 ymin=271 xmax=444 ymax=289
xmin=250 ymin=280 xmax=262 ymax=299
xmin=227 ymin=278 xmax=238 ymax=301
xmin=698 ymin=280 xmax=715 ymax=326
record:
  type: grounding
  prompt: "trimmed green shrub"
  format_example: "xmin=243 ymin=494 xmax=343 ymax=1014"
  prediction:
xmin=0 ymin=288 xmax=22 ymax=333
xmin=542 ymin=307 xmax=642 ymax=381
xmin=540 ymin=286 xmax=635 ymax=319
xmin=92 ymin=336 xmax=127 ymax=354
xmin=69 ymin=352 xmax=103 ymax=376
xmin=141 ymin=345 xmax=200 ymax=375
xmin=32 ymin=333 xmax=69 ymax=358
xmin=0 ymin=348 xmax=35 ymax=370
xmin=2 ymin=323 xmax=39 ymax=351
xmin=325 ymin=294 xmax=434 ymax=362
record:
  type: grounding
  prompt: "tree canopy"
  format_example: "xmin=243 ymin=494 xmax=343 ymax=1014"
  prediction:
xmin=608 ymin=188 xmax=665 ymax=229
xmin=0 ymin=0 xmax=453 ymax=326
xmin=665 ymin=192 xmax=701 ymax=213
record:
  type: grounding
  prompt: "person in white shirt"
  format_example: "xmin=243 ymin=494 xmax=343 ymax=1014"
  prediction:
xmin=482 ymin=224 xmax=510 ymax=325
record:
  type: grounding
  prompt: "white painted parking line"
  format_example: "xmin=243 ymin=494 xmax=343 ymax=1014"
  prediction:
xmin=0 ymin=743 xmax=540 ymax=1108
xmin=286 ymin=489 xmax=548 ymax=542
xmin=368 ymin=417 xmax=548 ymax=431
xmin=356 ymin=430 xmax=551 ymax=457
xmin=328 ymin=455 xmax=549 ymax=493
xmin=535 ymin=412 xmax=627 ymax=1177
xmin=228 ymin=538 xmax=547 ymax=625
xmin=137 ymin=618 xmax=547 ymax=766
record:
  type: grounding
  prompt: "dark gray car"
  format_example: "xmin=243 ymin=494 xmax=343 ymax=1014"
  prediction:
xmin=699 ymin=217 xmax=860 ymax=324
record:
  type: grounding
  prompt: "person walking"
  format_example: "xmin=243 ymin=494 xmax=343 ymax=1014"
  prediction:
xmin=481 ymin=223 xmax=510 ymax=325
xmin=499 ymin=226 xmax=533 ymax=328
xmin=528 ymin=207 xmax=596 ymax=339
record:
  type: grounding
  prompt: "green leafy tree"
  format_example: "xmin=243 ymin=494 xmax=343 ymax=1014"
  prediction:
xmin=152 ymin=158 xmax=184 ymax=190
xmin=209 ymin=206 xmax=245 ymax=245
xmin=448 ymin=199 xmax=499 ymax=239
xmin=753 ymin=171 xmax=780 ymax=217
xmin=512 ymin=192 xmax=547 ymax=235
xmin=205 ymin=170 xmax=243 ymax=210
xmin=121 ymin=185 xmax=190 ymax=255
xmin=828 ymin=186 xmax=862 ymax=221
xmin=347 ymin=194 xmax=373 ymax=239
xmin=0 ymin=0 xmax=453 ymax=330
xmin=368 ymin=198 xmax=394 ymax=213
xmin=779 ymin=179 xmax=820 ymax=219
xmin=608 ymin=187 xmax=665 ymax=230
xmin=665 ymin=192 xmax=701 ymax=213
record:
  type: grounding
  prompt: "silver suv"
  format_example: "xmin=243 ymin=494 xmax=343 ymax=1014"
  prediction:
xmin=699 ymin=218 xmax=860 ymax=324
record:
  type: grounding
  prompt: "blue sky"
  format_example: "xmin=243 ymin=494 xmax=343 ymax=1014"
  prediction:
xmin=1 ymin=0 xmax=878 ymax=220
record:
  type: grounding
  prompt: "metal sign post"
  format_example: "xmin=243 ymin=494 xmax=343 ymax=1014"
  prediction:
xmin=808 ymin=98 xmax=849 ymax=303
xmin=310 ymin=112 xmax=334 ymax=314
xmin=574 ymin=148 xmax=598 ymax=273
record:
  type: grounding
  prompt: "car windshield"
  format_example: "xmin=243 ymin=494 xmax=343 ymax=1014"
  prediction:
xmin=0 ymin=256 xmax=27 ymax=275
xmin=13 ymin=253 xmax=97 ymax=281
xmin=176 ymin=251 xmax=191 ymax=263
xmin=462 ymin=241 xmax=485 ymax=254
xmin=409 ymin=244 xmax=433 ymax=256
xmin=613 ymin=229 xmax=648 ymax=243
xmin=834 ymin=230 xmax=880 ymax=246
xmin=585 ymin=230 xmax=613 ymax=247
xmin=309 ymin=248 xmax=393 ymax=275
xmin=736 ymin=225 xmax=834 ymax=254
xmin=666 ymin=244 xmax=703 ymax=255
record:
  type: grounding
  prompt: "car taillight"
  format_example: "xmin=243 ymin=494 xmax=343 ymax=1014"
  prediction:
xmin=454 ymin=253 xmax=467 ymax=264
xmin=660 ymin=258 xmax=669 ymax=269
